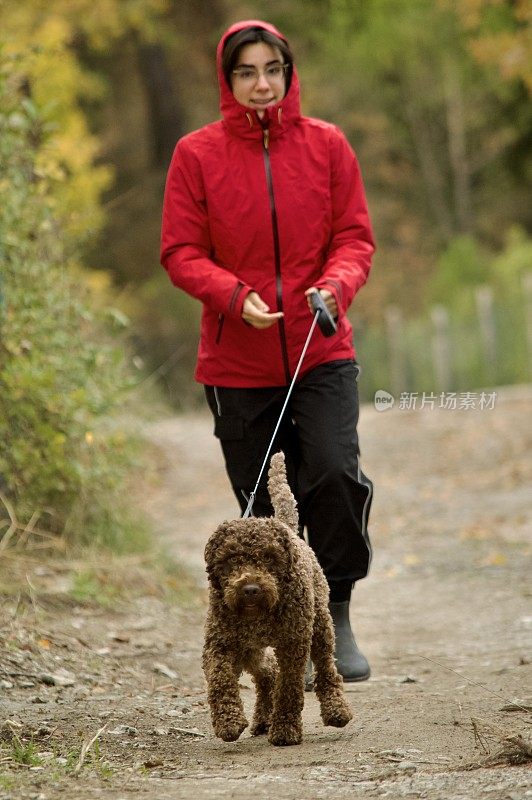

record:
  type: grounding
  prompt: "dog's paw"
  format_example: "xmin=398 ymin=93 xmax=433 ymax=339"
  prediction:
xmin=250 ymin=718 xmax=270 ymax=736
xmin=321 ymin=700 xmax=353 ymax=728
xmin=268 ymin=721 xmax=302 ymax=746
xmin=214 ymin=716 xmax=248 ymax=742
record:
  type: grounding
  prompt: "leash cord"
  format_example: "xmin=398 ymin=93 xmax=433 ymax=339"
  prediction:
xmin=242 ymin=309 xmax=321 ymax=518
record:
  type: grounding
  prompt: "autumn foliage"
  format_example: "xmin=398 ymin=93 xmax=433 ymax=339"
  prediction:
xmin=0 ymin=53 xmax=144 ymax=550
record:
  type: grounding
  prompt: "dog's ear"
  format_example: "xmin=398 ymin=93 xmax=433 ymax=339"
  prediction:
xmin=204 ymin=522 xmax=232 ymax=591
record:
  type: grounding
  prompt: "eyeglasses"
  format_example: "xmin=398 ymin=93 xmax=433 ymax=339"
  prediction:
xmin=231 ymin=63 xmax=289 ymax=85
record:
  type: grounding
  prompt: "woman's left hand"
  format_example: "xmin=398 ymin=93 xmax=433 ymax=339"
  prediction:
xmin=305 ymin=287 xmax=338 ymax=319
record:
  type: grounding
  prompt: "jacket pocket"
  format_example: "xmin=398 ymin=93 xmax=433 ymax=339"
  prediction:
xmin=229 ymin=281 xmax=245 ymax=313
xmin=214 ymin=415 xmax=245 ymax=441
xmin=215 ymin=314 xmax=225 ymax=344
xmin=207 ymin=386 xmax=245 ymax=440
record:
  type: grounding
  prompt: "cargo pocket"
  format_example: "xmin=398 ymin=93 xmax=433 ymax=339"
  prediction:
xmin=213 ymin=414 xmax=245 ymax=441
xmin=212 ymin=410 xmax=251 ymax=499
xmin=338 ymin=362 xmax=360 ymax=451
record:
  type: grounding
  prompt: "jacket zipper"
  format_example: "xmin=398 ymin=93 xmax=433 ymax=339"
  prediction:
xmin=215 ymin=314 xmax=225 ymax=344
xmin=229 ymin=280 xmax=245 ymax=313
xmin=217 ymin=281 xmax=244 ymax=345
xmin=262 ymin=127 xmax=291 ymax=384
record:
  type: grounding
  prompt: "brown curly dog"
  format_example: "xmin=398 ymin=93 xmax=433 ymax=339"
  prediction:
xmin=202 ymin=451 xmax=353 ymax=746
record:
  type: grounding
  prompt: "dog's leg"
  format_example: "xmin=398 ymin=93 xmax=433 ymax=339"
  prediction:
xmin=268 ymin=643 xmax=308 ymax=746
xmin=246 ymin=648 xmax=278 ymax=736
xmin=311 ymin=602 xmax=353 ymax=728
xmin=203 ymin=632 xmax=248 ymax=742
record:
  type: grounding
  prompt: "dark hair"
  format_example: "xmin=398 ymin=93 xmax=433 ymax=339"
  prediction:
xmin=222 ymin=26 xmax=294 ymax=91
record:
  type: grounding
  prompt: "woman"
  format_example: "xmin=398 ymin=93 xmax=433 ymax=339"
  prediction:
xmin=161 ymin=20 xmax=375 ymax=682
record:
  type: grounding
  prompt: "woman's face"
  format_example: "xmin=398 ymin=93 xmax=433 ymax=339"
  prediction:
xmin=230 ymin=42 xmax=287 ymax=118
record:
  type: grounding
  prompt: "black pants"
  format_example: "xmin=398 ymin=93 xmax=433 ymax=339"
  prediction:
xmin=204 ymin=359 xmax=373 ymax=591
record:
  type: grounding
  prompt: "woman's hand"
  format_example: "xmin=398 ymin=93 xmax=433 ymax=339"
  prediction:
xmin=242 ymin=291 xmax=284 ymax=329
xmin=305 ymin=287 xmax=338 ymax=319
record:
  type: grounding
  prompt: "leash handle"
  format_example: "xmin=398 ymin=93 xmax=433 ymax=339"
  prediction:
xmin=308 ymin=290 xmax=337 ymax=337
xmin=242 ymin=309 xmax=321 ymax=519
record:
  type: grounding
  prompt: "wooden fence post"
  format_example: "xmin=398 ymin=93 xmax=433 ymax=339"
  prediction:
xmin=475 ymin=285 xmax=497 ymax=382
xmin=523 ymin=272 xmax=532 ymax=381
xmin=431 ymin=304 xmax=452 ymax=391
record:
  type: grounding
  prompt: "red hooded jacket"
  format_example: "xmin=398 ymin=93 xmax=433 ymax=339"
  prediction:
xmin=161 ymin=20 xmax=375 ymax=388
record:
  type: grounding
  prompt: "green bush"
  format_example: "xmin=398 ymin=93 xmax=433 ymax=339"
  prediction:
xmin=355 ymin=231 xmax=531 ymax=399
xmin=0 ymin=54 xmax=147 ymax=551
xmin=429 ymin=235 xmax=488 ymax=311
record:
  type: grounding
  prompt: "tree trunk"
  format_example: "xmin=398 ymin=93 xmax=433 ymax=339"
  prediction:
xmin=402 ymin=82 xmax=454 ymax=243
xmin=135 ymin=38 xmax=185 ymax=168
xmin=444 ymin=57 xmax=473 ymax=234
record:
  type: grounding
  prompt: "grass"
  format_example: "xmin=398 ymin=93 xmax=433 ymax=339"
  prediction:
xmin=0 ymin=738 xmax=114 ymax=782
xmin=0 ymin=545 xmax=203 ymax=612
xmin=8 ymin=737 xmax=43 ymax=767
xmin=69 ymin=568 xmax=123 ymax=607
xmin=0 ymin=420 xmax=202 ymax=614
xmin=0 ymin=775 xmax=16 ymax=790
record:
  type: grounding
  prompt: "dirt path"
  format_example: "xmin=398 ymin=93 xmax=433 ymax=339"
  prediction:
xmin=1 ymin=386 xmax=531 ymax=799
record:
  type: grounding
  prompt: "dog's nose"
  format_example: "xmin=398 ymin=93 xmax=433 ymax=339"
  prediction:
xmin=243 ymin=583 xmax=261 ymax=597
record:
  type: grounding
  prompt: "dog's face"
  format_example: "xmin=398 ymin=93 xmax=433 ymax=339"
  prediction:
xmin=204 ymin=520 xmax=294 ymax=619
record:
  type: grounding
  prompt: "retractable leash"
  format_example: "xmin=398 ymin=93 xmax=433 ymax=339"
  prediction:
xmin=242 ymin=291 xmax=337 ymax=519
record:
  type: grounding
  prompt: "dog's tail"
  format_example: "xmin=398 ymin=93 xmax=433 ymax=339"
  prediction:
xmin=267 ymin=452 xmax=299 ymax=532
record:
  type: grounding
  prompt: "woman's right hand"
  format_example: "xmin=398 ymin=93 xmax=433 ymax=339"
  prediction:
xmin=242 ymin=291 xmax=284 ymax=329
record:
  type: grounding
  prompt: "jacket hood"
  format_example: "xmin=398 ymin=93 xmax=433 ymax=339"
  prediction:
xmin=216 ymin=19 xmax=301 ymax=140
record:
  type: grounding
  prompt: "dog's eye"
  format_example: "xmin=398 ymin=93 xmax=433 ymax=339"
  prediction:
xmin=216 ymin=560 xmax=234 ymax=575
xmin=264 ymin=546 xmax=284 ymax=564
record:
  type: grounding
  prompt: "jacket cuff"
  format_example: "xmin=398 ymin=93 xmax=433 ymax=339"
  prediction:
xmin=315 ymin=280 xmax=343 ymax=317
xmin=228 ymin=281 xmax=252 ymax=319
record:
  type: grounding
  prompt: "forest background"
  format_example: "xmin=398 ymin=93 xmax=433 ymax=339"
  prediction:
xmin=3 ymin=0 xmax=532 ymax=402
xmin=0 ymin=0 xmax=531 ymax=545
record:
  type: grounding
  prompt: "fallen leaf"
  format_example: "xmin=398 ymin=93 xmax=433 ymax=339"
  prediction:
xmin=143 ymin=758 xmax=164 ymax=768
xmin=482 ymin=551 xmax=507 ymax=567
xmin=460 ymin=525 xmax=492 ymax=541
xmin=153 ymin=663 xmax=178 ymax=680
xmin=108 ymin=633 xmax=130 ymax=643
xmin=500 ymin=701 xmax=532 ymax=712
xmin=108 ymin=725 xmax=139 ymax=736
xmin=39 ymin=669 xmax=75 ymax=687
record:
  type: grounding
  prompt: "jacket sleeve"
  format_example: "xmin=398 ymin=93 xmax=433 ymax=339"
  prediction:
xmin=160 ymin=138 xmax=251 ymax=318
xmin=315 ymin=128 xmax=375 ymax=316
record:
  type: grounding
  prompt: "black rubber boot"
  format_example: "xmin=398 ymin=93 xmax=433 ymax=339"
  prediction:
xmin=329 ymin=600 xmax=370 ymax=682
